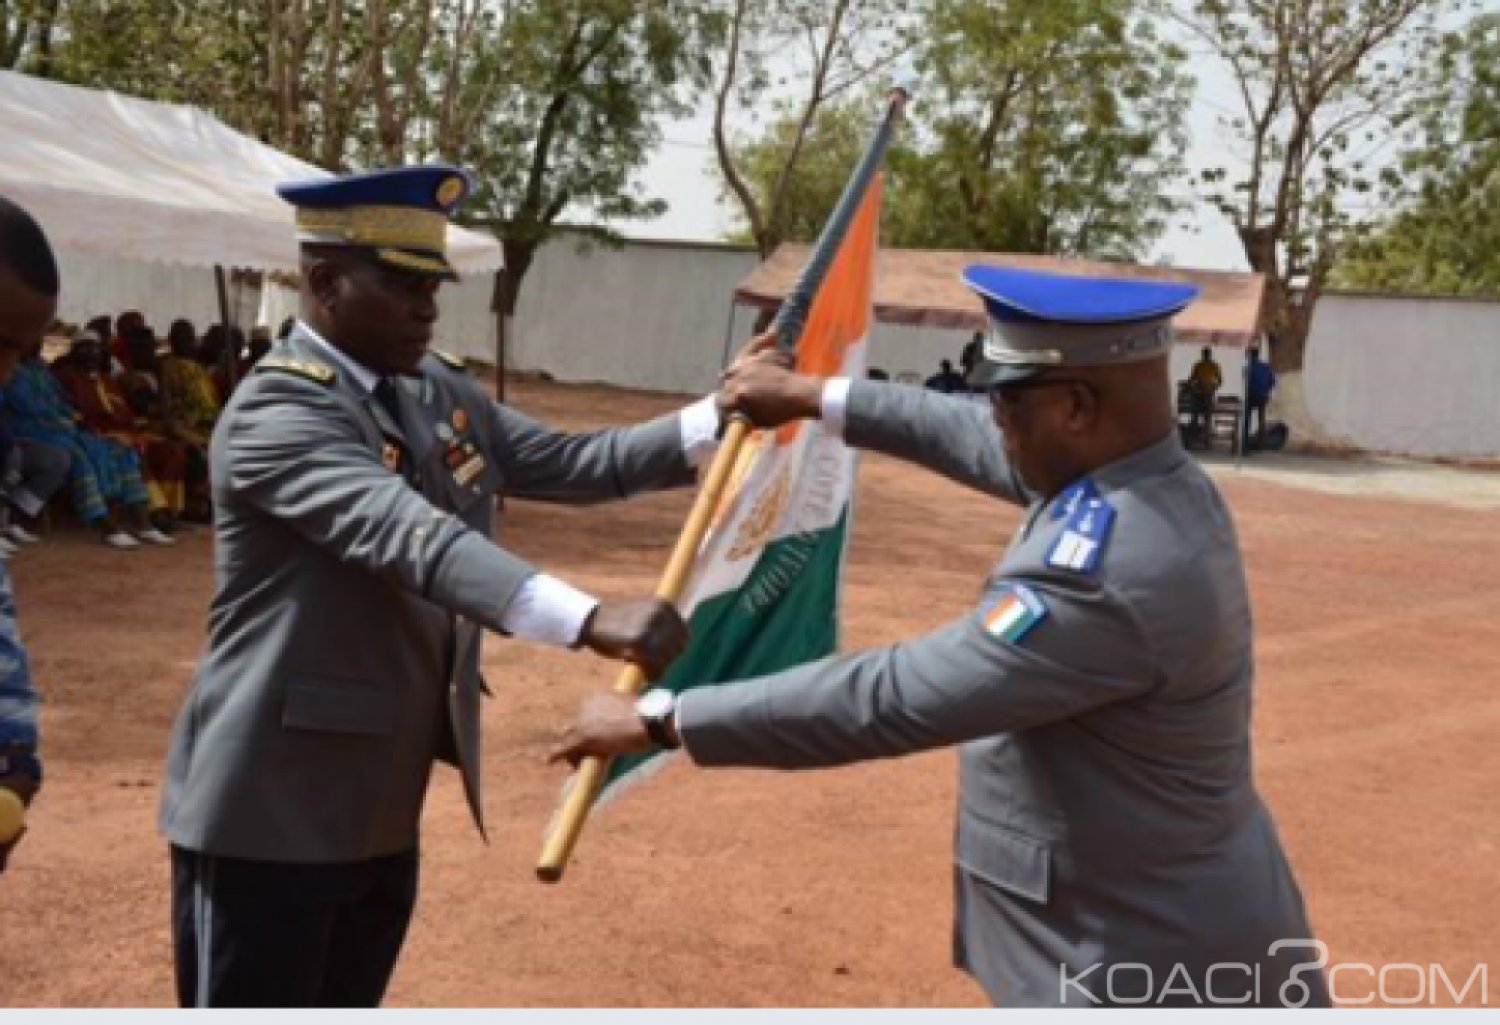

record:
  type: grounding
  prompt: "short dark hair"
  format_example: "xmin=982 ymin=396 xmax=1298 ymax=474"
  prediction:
xmin=0 ymin=196 xmax=60 ymax=298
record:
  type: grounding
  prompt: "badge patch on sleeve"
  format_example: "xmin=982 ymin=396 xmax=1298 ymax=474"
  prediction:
xmin=1047 ymin=495 xmax=1116 ymax=574
xmin=980 ymin=582 xmax=1049 ymax=645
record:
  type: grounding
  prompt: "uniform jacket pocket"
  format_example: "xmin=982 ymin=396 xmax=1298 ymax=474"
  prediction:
xmin=957 ymin=814 xmax=1051 ymax=904
xmin=282 ymin=676 xmax=396 ymax=737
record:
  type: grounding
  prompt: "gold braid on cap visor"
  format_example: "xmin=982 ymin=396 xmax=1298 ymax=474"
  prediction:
xmin=295 ymin=205 xmax=448 ymax=254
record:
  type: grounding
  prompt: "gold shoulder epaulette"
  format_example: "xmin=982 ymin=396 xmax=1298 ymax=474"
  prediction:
xmin=430 ymin=348 xmax=468 ymax=371
xmin=256 ymin=356 xmax=336 ymax=385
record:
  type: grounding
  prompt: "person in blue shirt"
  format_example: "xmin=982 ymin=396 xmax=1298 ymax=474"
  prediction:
xmin=1245 ymin=345 xmax=1277 ymax=449
xmin=0 ymin=196 xmax=59 ymax=871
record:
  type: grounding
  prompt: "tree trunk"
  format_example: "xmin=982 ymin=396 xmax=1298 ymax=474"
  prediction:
xmin=1268 ymin=370 xmax=1355 ymax=453
xmin=1260 ymin=305 xmax=1346 ymax=450
xmin=1239 ymin=226 xmax=1344 ymax=449
xmin=491 ymin=236 xmax=537 ymax=404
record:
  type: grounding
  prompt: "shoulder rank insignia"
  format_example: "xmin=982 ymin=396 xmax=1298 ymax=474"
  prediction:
xmin=1047 ymin=492 xmax=1116 ymax=575
xmin=1052 ymin=477 xmax=1099 ymax=521
xmin=430 ymin=348 xmax=467 ymax=371
xmin=979 ymin=581 xmax=1049 ymax=645
xmin=256 ymin=356 xmax=336 ymax=385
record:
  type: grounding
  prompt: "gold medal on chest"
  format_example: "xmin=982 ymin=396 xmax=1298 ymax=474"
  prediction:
xmin=382 ymin=441 xmax=403 ymax=472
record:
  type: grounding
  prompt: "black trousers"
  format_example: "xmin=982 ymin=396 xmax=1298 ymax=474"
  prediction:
xmin=170 ymin=844 xmax=419 ymax=1007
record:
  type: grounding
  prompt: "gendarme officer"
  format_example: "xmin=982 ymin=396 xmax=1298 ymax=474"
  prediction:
xmin=552 ymin=266 xmax=1331 ymax=1008
xmin=162 ymin=165 xmax=724 ymax=1007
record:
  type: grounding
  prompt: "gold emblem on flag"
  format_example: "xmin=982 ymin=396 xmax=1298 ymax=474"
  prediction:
xmin=382 ymin=442 xmax=402 ymax=472
xmin=726 ymin=466 xmax=792 ymax=562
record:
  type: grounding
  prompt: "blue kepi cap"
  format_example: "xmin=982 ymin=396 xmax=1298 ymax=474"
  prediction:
xmin=961 ymin=265 xmax=1201 ymax=387
xmin=276 ymin=164 xmax=473 ymax=279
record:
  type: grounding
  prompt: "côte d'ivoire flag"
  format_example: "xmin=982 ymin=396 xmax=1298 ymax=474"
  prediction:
xmin=600 ymin=174 xmax=885 ymax=800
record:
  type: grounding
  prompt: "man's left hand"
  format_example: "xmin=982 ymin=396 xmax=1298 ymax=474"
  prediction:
xmin=548 ymin=692 xmax=660 ymax=767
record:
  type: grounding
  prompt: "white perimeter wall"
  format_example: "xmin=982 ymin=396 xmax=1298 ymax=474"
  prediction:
xmin=1302 ymin=293 xmax=1500 ymax=460
xmin=48 ymin=241 xmax=1500 ymax=460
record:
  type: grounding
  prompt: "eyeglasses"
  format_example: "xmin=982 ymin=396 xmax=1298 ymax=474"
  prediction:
xmin=987 ymin=376 xmax=1094 ymax=409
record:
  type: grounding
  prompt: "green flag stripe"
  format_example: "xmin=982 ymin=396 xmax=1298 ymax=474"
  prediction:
xmin=603 ymin=510 xmax=851 ymax=790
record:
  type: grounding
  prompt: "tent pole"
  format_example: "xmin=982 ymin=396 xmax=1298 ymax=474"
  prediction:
xmin=216 ymin=264 xmax=238 ymax=391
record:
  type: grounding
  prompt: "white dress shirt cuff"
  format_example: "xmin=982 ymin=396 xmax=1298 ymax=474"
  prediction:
xmin=679 ymin=395 xmax=723 ymax=468
xmin=501 ymin=573 xmax=599 ymax=648
xmin=820 ymin=377 xmax=853 ymax=438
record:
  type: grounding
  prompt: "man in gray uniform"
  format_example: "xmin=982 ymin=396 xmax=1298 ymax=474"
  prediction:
xmin=161 ymin=165 xmax=724 ymax=1006
xmin=552 ymin=266 xmax=1329 ymax=1008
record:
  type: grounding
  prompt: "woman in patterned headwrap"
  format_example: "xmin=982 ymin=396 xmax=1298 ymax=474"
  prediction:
xmin=159 ymin=319 xmax=221 ymax=444
xmin=55 ymin=330 xmax=192 ymax=529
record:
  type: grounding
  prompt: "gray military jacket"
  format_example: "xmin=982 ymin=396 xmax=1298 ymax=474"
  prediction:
xmin=678 ymin=381 xmax=1327 ymax=1008
xmin=162 ymin=326 xmax=693 ymax=864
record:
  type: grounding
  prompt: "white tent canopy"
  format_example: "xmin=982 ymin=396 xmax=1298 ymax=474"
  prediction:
xmin=0 ymin=71 xmax=502 ymax=275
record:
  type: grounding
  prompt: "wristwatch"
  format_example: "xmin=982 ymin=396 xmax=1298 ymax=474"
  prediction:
xmin=636 ymin=688 xmax=680 ymax=750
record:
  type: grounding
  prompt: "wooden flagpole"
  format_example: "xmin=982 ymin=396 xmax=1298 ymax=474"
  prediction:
xmin=536 ymin=86 xmax=911 ymax=883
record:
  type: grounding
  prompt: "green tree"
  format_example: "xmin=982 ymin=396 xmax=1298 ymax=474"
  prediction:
xmin=711 ymin=0 xmax=910 ymax=259
xmin=1335 ymin=13 xmax=1500 ymax=297
xmin=21 ymin=0 xmax=716 ymax=388
xmin=50 ymin=0 xmax=479 ymax=169
xmin=54 ymin=1 xmax=270 ymax=143
xmin=900 ymin=0 xmax=1190 ymax=258
xmin=1180 ymin=0 xmax=1456 ymax=441
xmin=724 ymin=99 xmax=887 ymax=246
xmin=721 ymin=0 xmax=1190 ymax=261
xmin=455 ymin=0 xmax=719 ymax=390
xmin=0 ymin=0 xmax=62 ymax=73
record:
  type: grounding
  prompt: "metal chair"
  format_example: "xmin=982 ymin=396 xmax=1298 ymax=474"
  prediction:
xmin=1209 ymin=396 xmax=1242 ymax=454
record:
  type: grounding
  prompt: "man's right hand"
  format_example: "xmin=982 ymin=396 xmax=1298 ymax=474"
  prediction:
xmin=717 ymin=331 xmax=823 ymax=429
xmin=579 ymin=598 xmax=689 ymax=680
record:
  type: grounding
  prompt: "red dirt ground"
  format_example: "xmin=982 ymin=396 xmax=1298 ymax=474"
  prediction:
xmin=2 ymin=379 xmax=1496 ymax=1007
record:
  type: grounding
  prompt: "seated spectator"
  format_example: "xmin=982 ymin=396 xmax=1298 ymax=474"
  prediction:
xmin=197 ymin=325 xmax=233 ymax=401
xmin=84 ymin=315 xmax=113 ymax=356
xmin=160 ymin=319 xmax=221 ymax=443
xmin=924 ymin=359 xmax=965 ymax=394
xmin=0 ymin=390 xmax=70 ymax=555
xmin=120 ymin=329 xmax=210 ymax=522
xmin=110 ymin=310 xmax=146 ymax=372
xmin=3 ymin=333 xmax=169 ymax=548
xmin=55 ymin=332 xmax=192 ymax=532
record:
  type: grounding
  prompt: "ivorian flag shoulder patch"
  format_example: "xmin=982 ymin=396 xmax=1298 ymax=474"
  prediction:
xmin=980 ymin=582 xmax=1049 ymax=645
